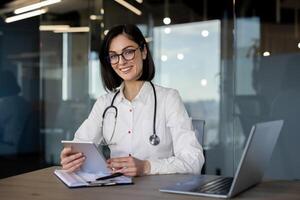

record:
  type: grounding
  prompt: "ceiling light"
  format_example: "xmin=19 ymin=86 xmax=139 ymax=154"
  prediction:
xmin=89 ymin=15 xmax=102 ymax=20
xmin=14 ymin=0 xmax=61 ymax=14
xmin=104 ymin=30 xmax=109 ymax=35
xmin=164 ymin=27 xmax=171 ymax=34
xmin=53 ymin=27 xmax=90 ymax=33
xmin=5 ymin=8 xmax=47 ymax=23
xmin=145 ymin=37 xmax=153 ymax=43
xmin=39 ymin=25 xmax=70 ymax=31
xmin=161 ymin=55 xmax=168 ymax=62
xmin=263 ymin=51 xmax=270 ymax=56
xmin=115 ymin=0 xmax=142 ymax=16
xmin=40 ymin=25 xmax=90 ymax=33
xmin=201 ymin=30 xmax=209 ymax=37
xmin=201 ymin=79 xmax=208 ymax=86
xmin=90 ymin=15 xmax=97 ymax=20
xmin=163 ymin=17 xmax=171 ymax=25
xmin=177 ymin=53 xmax=184 ymax=60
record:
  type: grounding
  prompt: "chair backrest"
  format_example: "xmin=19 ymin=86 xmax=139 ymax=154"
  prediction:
xmin=192 ymin=119 xmax=206 ymax=174
xmin=192 ymin=119 xmax=205 ymax=146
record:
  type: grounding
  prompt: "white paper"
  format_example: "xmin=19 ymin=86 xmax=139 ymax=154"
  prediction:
xmin=54 ymin=169 xmax=132 ymax=188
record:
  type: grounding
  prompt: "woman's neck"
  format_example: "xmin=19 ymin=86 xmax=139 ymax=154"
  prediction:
xmin=123 ymin=81 xmax=145 ymax=101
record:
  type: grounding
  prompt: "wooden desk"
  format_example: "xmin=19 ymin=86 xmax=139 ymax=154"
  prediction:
xmin=0 ymin=166 xmax=299 ymax=200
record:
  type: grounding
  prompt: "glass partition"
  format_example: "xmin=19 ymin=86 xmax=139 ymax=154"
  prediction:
xmin=235 ymin=1 xmax=300 ymax=179
xmin=0 ymin=17 xmax=42 ymax=178
xmin=153 ymin=21 xmax=222 ymax=174
xmin=39 ymin=0 xmax=97 ymax=164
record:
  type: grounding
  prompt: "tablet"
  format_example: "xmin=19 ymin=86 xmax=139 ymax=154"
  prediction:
xmin=62 ymin=140 xmax=111 ymax=174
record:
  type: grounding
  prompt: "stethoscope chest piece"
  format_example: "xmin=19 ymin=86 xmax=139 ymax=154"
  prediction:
xmin=149 ymin=134 xmax=160 ymax=146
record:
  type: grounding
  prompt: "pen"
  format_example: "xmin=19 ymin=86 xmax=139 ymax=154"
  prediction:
xmin=95 ymin=172 xmax=123 ymax=181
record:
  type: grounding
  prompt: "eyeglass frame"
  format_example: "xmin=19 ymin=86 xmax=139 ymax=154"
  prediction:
xmin=107 ymin=46 xmax=142 ymax=65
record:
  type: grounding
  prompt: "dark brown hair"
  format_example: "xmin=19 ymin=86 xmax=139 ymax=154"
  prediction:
xmin=99 ymin=24 xmax=155 ymax=92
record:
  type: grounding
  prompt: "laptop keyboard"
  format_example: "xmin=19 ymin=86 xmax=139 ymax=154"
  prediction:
xmin=198 ymin=177 xmax=233 ymax=195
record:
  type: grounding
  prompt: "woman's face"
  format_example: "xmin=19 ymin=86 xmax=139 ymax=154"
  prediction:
xmin=108 ymin=34 xmax=147 ymax=82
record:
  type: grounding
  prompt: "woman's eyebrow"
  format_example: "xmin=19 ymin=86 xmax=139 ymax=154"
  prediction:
xmin=109 ymin=45 xmax=136 ymax=53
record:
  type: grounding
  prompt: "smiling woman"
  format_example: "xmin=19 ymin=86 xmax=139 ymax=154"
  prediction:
xmin=59 ymin=24 xmax=205 ymax=177
xmin=99 ymin=24 xmax=155 ymax=92
xmin=108 ymin=35 xmax=145 ymax=84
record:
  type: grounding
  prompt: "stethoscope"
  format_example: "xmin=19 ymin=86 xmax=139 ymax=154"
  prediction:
xmin=102 ymin=82 xmax=160 ymax=147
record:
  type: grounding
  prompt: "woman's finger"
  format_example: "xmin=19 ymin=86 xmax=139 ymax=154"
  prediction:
xmin=60 ymin=147 xmax=72 ymax=159
xmin=66 ymin=162 xmax=83 ymax=173
xmin=108 ymin=161 xmax=124 ymax=169
xmin=122 ymin=167 xmax=138 ymax=176
xmin=63 ymin=156 xmax=85 ymax=170
xmin=108 ymin=156 xmax=130 ymax=163
xmin=109 ymin=160 xmax=134 ymax=169
xmin=61 ymin=152 xmax=84 ymax=165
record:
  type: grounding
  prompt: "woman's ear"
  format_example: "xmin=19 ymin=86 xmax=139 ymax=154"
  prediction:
xmin=142 ymin=44 xmax=147 ymax=60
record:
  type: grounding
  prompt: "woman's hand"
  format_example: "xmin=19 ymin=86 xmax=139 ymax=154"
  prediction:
xmin=60 ymin=147 xmax=85 ymax=172
xmin=107 ymin=155 xmax=150 ymax=177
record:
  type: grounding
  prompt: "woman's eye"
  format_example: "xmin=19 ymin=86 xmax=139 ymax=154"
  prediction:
xmin=109 ymin=54 xmax=118 ymax=59
xmin=124 ymin=50 xmax=134 ymax=55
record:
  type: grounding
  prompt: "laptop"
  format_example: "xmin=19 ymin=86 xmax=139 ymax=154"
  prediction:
xmin=160 ymin=120 xmax=283 ymax=198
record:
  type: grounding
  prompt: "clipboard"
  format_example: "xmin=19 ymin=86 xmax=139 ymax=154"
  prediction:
xmin=54 ymin=169 xmax=133 ymax=188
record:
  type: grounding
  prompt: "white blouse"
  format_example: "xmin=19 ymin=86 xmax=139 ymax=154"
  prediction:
xmin=73 ymin=81 xmax=204 ymax=174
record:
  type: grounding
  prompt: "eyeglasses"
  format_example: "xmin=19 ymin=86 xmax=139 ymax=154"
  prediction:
xmin=108 ymin=47 xmax=141 ymax=65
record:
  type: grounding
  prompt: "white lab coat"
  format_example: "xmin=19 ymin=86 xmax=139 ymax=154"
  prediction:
xmin=74 ymin=81 xmax=204 ymax=174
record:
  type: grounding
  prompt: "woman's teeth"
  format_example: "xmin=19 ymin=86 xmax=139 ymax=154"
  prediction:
xmin=120 ymin=66 xmax=131 ymax=73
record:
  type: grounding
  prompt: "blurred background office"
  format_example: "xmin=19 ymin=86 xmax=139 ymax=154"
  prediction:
xmin=0 ymin=0 xmax=299 ymax=180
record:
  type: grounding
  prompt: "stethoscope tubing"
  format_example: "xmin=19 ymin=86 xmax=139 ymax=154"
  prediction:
xmin=152 ymin=82 xmax=157 ymax=136
xmin=102 ymin=82 xmax=159 ymax=146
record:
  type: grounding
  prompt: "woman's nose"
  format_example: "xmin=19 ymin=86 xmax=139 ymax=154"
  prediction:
xmin=118 ymin=55 xmax=127 ymax=65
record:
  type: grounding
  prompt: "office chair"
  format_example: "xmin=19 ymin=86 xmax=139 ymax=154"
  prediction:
xmin=191 ymin=119 xmax=206 ymax=174
xmin=192 ymin=119 xmax=205 ymax=147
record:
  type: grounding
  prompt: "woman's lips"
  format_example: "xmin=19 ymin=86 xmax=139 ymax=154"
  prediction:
xmin=119 ymin=66 xmax=132 ymax=74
